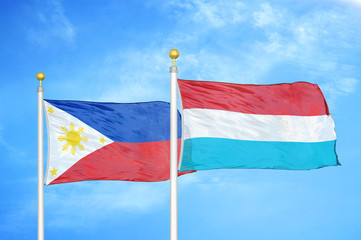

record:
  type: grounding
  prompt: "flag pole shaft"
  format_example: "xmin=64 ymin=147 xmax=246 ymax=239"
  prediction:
xmin=170 ymin=53 xmax=179 ymax=240
xmin=37 ymin=77 xmax=44 ymax=240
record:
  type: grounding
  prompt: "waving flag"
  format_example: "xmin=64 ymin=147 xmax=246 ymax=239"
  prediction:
xmin=178 ymin=79 xmax=339 ymax=172
xmin=44 ymin=100 xmax=184 ymax=185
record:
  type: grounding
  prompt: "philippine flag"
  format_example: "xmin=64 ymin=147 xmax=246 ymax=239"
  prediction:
xmin=44 ymin=100 xmax=185 ymax=185
xmin=178 ymin=79 xmax=339 ymax=172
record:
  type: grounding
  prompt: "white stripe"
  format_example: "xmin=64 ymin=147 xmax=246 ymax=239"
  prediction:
xmin=183 ymin=109 xmax=336 ymax=142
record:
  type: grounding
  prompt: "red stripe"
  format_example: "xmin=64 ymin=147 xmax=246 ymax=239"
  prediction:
xmin=49 ymin=140 xmax=192 ymax=184
xmin=178 ymin=79 xmax=329 ymax=116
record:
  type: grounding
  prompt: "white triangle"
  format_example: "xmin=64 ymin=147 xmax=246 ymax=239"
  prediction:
xmin=44 ymin=101 xmax=114 ymax=185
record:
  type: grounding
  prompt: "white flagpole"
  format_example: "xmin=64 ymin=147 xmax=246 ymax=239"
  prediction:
xmin=169 ymin=49 xmax=179 ymax=240
xmin=37 ymin=72 xmax=45 ymax=240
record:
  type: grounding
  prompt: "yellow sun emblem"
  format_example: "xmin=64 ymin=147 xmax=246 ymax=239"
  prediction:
xmin=57 ymin=123 xmax=88 ymax=155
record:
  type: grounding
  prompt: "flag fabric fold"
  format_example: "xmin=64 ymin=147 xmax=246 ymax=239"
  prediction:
xmin=177 ymin=79 xmax=339 ymax=172
xmin=44 ymin=100 xmax=185 ymax=185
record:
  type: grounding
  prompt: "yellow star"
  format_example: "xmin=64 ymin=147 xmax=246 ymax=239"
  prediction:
xmin=48 ymin=107 xmax=54 ymax=114
xmin=50 ymin=167 xmax=58 ymax=176
xmin=99 ymin=137 xmax=106 ymax=144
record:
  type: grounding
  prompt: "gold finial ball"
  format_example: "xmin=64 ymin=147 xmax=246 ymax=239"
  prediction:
xmin=169 ymin=49 xmax=179 ymax=60
xmin=36 ymin=72 xmax=45 ymax=81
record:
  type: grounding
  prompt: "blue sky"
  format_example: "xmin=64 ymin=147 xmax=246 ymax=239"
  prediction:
xmin=1 ymin=0 xmax=361 ymax=239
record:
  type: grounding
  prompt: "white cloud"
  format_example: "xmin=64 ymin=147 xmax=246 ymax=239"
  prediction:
xmin=245 ymin=2 xmax=361 ymax=102
xmin=178 ymin=173 xmax=202 ymax=186
xmin=179 ymin=171 xmax=299 ymax=224
xmin=253 ymin=2 xmax=283 ymax=28
xmin=0 ymin=205 xmax=36 ymax=234
xmin=1 ymin=174 xmax=199 ymax=231
xmin=27 ymin=0 xmax=75 ymax=45
xmin=107 ymin=1 xmax=360 ymax=106
xmin=1 ymin=178 xmax=174 ymax=232
xmin=164 ymin=0 xmax=246 ymax=28
xmin=0 ymin=126 xmax=26 ymax=158
xmin=45 ymin=181 xmax=169 ymax=228
xmin=320 ymin=77 xmax=359 ymax=107
xmin=95 ymin=48 xmax=171 ymax=103
xmin=180 ymin=50 xmax=253 ymax=84
xmin=337 ymin=78 xmax=358 ymax=93
xmin=333 ymin=0 xmax=361 ymax=7
xmin=192 ymin=0 xmax=245 ymax=27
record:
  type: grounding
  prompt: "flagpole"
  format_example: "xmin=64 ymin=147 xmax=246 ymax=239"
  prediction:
xmin=37 ymin=72 xmax=45 ymax=240
xmin=169 ymin=49 xmax=179 ymax=240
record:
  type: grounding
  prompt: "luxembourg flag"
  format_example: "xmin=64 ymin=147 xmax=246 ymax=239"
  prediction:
xmin=43 ymin=100 xmax=185 ymax=185
xmin=177 ymin=79 xmax=339 ymax=172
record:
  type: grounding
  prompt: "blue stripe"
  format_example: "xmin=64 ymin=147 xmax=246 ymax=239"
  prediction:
xmin=180 ymin=138 xmax=339 ymax=171
xmin=45 ymin=100 xmax=181 ymax=143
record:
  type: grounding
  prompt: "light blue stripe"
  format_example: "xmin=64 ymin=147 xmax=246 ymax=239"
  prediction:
xmin=180 ymin=138 xmax=339 ymax=171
